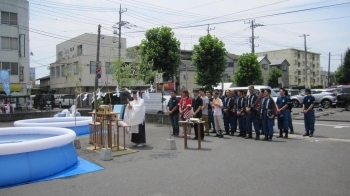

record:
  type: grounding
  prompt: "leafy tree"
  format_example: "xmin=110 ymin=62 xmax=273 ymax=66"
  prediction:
xmin=138 ymin=26 xmax=181 ymax=83
xmin=192 ymin=34 xmax=227 ymax=90
xmin=267 ymin=67 xmax=283 ymax=88
xmin=334 ymin=65 xmax=346 ymax=85
xmin=342 ymin=47 xmax=350 ymax=84
xmin=233 ymin=53 xmax=263 ymax=86
xmin=112 ymin=57 xmax=140 ymax=88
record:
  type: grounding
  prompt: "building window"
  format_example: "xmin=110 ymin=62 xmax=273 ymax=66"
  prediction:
xmin=1 ymin=37 xmax=18 ymax=50
xmin=281 ymin=64 xmax=287 ymax=71
xmin=298 ymin=62 xmax=300 ymax=67
xmin=105 ymin=62 xmax=114 ymax=74
xmin=56 ymin=66 xmax=60 ymax=78
xmin=295 ymin=60 xmax=297 ymax=65
xmin=10 ymin=63 xmax=18 ymax=75
xmin=74 ymin=62 xmax=79 ymax=75
xmin=61 ymin=65 xmax=65 ymax=77
xmin=50 ymin=67 xmax=55 ymax=78
xmin=295 ymin=76 xmax=297 ymax=82
xmin=262 ymin=64 xmax=268 ymax=70
xmin=90 ymin=61 xmax=98 ymax=74
xmin=228 ymin=62 xmax=234 ymax=67
xmin=57 ymin=51 xmax=63 ymax=61
xmin=77 ymin=45 xmax=82 ymax=56
xmin=0 ymin=62 xmax=18 ymax=75
xmin=1 ymin=12 xmax=17 ymax=26
xmin=1 ymin=62 xmax=10 ymax=70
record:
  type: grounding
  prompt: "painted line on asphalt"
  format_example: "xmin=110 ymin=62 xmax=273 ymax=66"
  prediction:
xmin=276 ymin=133 xmax=350 ymax=143
xmin=292 ymin=122 xmax=349 ymax=128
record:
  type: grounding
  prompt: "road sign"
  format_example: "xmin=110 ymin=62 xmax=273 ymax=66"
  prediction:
xmin=96 ymin=67 xmax=101 ymax=79
xmin=26 ymin=81 xmax=32 ymax=89
xmin=155 ymin=73 xmax=163 ymax=84
xmin=182 ymin=85 xmax=185 ymax=90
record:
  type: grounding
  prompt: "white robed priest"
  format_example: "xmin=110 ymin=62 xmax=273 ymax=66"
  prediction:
xmin=124 ymin=91 xmax=146 ymax=147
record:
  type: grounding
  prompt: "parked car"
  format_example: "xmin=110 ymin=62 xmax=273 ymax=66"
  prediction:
xmin=56 ymin=94 xmax=75 ymax=108
xmin=336 ymin=87 xmax=350 ymax=111
xmin=290 ymin=89 xmax=336 ymax=109
xmin=228 ymin=85 xmax=278 ymax=102
xmin=33 ymin=94 xmax=56 ymax=109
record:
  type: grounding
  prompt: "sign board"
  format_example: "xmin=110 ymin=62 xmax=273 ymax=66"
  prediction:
xmin=278 ymin=77 xmax=283 ymax=84
xmin=29 ymin=68 xmax=36 ymax=82
xmin=98 ymin=81 xmax=112 ymax=85
xmin=26 ymin=81 xmax=32 ymax=89
xmin=155 ymin=73 xmax=163 ymax=84
xmin=182 ymin=85 xmax=185 ymax=90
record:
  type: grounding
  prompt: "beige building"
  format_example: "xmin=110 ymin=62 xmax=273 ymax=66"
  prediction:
xmin=178 ymin=50 xmax=239 ymax=91
xmin=256 ymin=48 xmax=322 ymax=88
xmin=49 ymin=33 xmax=142 ymax=95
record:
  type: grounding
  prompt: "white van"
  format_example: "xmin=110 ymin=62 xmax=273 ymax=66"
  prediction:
xmin=227 ymin=85 xmax=278 ymax=102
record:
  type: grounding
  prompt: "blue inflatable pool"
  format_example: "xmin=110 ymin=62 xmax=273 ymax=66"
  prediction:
xmin=0 ymin=127 xmax=77 ymax=188
xmin=14 ymin=117 xmax=92 ymax=136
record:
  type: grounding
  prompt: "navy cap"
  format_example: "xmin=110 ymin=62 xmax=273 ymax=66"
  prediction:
xmin=305 ymin=88 xmax=311 ymax=93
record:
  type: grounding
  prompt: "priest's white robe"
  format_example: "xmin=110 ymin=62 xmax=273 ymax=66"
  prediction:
xmin=124 ymin=98 xmax=146 ymax=134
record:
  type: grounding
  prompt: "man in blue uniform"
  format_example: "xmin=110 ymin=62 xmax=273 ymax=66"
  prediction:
xmin=223 ymin=90 xmax=236 ymax=135
xmin=236 ymin=90 xmax=246 ymax=137
xmin=260 ymin=89 xmax=276 ymax=141
xmin=286 ymin=91 xmax=294 ymax=134
xmin=302 ymin=88 xmax=316 ymax=137
xmin=245 ymin=85 xmax=260 ymax=139
xmin=276 ymin=88 xmax=291 ymax=139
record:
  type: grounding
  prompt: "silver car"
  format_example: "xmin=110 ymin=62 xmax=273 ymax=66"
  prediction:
xmin=290 ymin=89 xmax=336 ymax=109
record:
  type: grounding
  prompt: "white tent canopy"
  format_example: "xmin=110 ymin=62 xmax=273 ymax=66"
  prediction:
xmin=213 ymin=83 xmax=233 ymax=90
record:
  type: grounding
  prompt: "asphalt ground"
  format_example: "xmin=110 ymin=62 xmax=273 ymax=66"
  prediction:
xmin=1 ymin=119 xmax=350 ymax=196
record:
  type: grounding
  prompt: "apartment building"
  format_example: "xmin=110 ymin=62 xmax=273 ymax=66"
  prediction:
xmin=49 ymin=33 xmax=137 ymax=95
xmin=178 ymin=50 xmax=239 ymax=91
xmin=0 ymin=0 xmax=30 ymax=94
xmin=256 ymin=48 xmax=322 ymax=87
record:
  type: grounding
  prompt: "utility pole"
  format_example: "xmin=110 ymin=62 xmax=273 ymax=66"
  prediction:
xmin=300 ymin=34 xmax=310 ymax=88
xmin=94 ymin=24 xmax=101 ymax=112
xmin=341 ymin=53 xmax=343 ymax=66
xmin=328 ymin=52 xmax=331 ymax=87
xmin=118 ymin=5 xmax=127 ymax=60
xmin=245 ymin=20 xmax=264 ymax=53
xmin=206 ymin=24 xmax=215 ymax=35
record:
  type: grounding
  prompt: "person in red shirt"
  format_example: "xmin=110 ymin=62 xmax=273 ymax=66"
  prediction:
xmin=179 ymin=89 xmax=192 ymax=137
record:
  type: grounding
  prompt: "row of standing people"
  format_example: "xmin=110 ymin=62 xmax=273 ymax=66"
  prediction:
xmin=167 ymin=86 xmax=316 ymax=142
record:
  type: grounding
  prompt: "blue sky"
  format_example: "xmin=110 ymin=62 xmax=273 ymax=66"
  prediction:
xmin=26 ymin=0 xmax=350 ymax=79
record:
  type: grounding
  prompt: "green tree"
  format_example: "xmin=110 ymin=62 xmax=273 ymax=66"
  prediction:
xmin=334 ymin=65 xmax=346 ymax=84
xmin=342 ymin=47 xmax=350 ymax=84
xmin=112 ymin=57 xmax=140 ymax=88
xmin=138 ymin=26 xmax=181 ymax=83
xmin=192 ymin=34 xmax=227 ymax=90
xmin=233 ymin=53 xmax=263 ymax=86
xmin=267 ymin=67 xmax=283 ymax=88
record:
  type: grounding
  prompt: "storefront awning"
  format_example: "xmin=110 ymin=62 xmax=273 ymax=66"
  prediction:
xmin=0 ymin=84 xmax=22 ymax=92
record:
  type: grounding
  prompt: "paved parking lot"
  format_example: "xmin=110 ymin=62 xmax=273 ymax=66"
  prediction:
xmin=1 ymin=120 xmax=350 ymax=196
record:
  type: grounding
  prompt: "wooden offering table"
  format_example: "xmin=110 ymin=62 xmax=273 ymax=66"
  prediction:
xmin=89 ymin=105 xmax=124 ymax=152
xmin=179 ymin=119 xmax=205 ymax=149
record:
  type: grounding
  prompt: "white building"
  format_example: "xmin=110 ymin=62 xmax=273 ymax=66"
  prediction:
xmin=0 ymin=0 xmax=30 ymax=94
xmin=49 ymin=33 xmax=131 ymax=95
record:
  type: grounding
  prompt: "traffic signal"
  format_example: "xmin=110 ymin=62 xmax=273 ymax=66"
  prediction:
xmin=96 ymin=67 xmax=101 ymax=79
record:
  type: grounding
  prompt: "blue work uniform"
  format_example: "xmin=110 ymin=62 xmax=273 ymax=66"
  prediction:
xmin=303 ymin=95 xmax=316 ymax=133
xmin=287 ymin=95 xmax=294 ymax=132
xmin=237 ymin=96 xmax=246 ymax=133
xmin=276 ymin=96 xmax=291 ymax=131
xmin=223 ymin=96 xmax=237 ymax=133
xmin=245 ymin=93 xmax=260 ymax=135
xmin=260 ymin=97 xmax=275 ymax=136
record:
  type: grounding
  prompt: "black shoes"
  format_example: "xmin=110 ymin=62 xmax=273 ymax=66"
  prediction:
xmin=255 ymin=134 xmax=260 ymax=140
xmin=290 ymin=127 xmax=294 ymax=134
xmin=303 ymin=133 xmax=310 ymax=137
xmin=263 ymin=135 xmax=268 ymax=141
xmin=283 ymin=131 xmax=288 ymax=139
xmin=230 ymin=132 xmax=235 ymax=136
xmin=309 ymin=132 xmax=313 ymax=137
xmin=268 ymin=135 xmax=273 ymax=141
xmin=245 ymin=133 xmax=252 ymax=139
xmin=277 ymin=129 xmax=283 ymax=138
